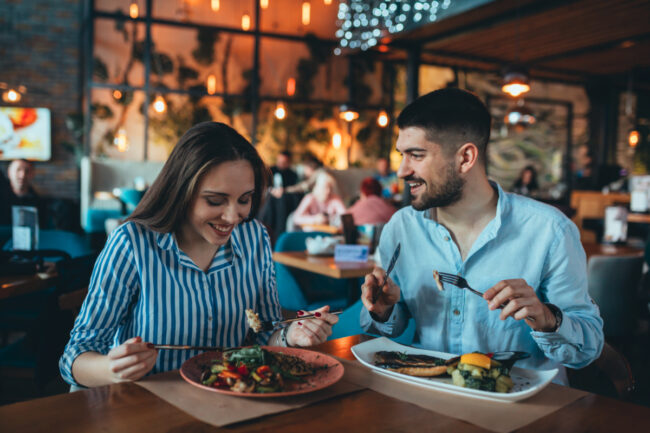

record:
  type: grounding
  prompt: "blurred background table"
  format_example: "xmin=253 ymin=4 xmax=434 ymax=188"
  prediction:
xmin=272 ymin=251 xmax=374 ymax=279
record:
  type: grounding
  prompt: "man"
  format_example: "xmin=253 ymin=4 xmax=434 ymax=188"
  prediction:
xmin=0 ymin=159 xmax=41 ymax=225
xmin=270 ymin=150 xmax=298 ymax=192
xmin=360 ymin=88 xmax=603 ymax=384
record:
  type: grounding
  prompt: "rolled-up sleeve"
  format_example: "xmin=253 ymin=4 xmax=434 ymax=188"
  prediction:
xmin=531 ymin=221 xmax=604 ymax=368
xmin=59 ymin=228 xmax=140 ymax=386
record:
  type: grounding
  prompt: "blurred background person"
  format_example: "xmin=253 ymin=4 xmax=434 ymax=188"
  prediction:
xmin=0 ymin=159 xmax=42 ymax=225
xmin=269 ymin=150 xmax=298 ymax=193
xmin=512 ymin=165 xmax=539 ymax=197
xmin=374 ymin=157 xmax=400 ymax=199
xmin=291 ymin=172 xmax=346 ymax=229
xmin=347 ymin=177 xmax=396 ymax=225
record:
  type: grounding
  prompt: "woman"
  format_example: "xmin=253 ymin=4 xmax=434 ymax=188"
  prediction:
xmin=512 ymin=165 xmax=539 ymax=196
xmin=347 ymin=177 xmax=397 ymax=225
xmin=292 ymin=172 xmax=346 ymax=228
xmin=60 ymin=122 xmax=338 ymax=388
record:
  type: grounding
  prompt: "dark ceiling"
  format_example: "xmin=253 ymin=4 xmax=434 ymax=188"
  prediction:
xmin=383 ymin=0 xmax=650 ymax=87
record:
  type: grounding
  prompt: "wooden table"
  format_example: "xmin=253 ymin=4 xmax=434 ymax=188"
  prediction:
xmin=582 ymin=241 xmax=644 ymax=260
xmin=273 ymin=251 xmax=375 ymax=279
xmin=2 ymin=335 xmax=650 ymax=433
xmin=0 ymin=272 xmax=58 ymax=300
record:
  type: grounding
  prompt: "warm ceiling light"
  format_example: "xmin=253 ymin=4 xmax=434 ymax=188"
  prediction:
xmin=332 ymin=132 xmax=342 ymax=149
xmin=629 ymin=130 xmax=640 ymax=148
xmin=114 ymin=128 xmax=129 ymax=152
xmin=502 ymin=66 xmax=530 ymax=98
xmin=286 ymin=77 xmax=296 ymax=96
xmin=242 ymin=14 xmax=251 ymax=31
xmin=377 ymin=110 xmax=389 ymax=127
xmin=129 ymin=2 xmax=139 ymax=19
xmin=339 ymin=104 xmax=359 ymax=122
xmin=504 ymin=102 xmax=535 ymax=127
xmin=302 ymin=2 xmax=310 ymax=26
xmin=206 ymin=74 xmax=217 ymax=95
xmin=324 ymin=0 xmax=332 ymax=4
xmin=260 ymin=0 xmax=269 ymax=9
xmin=274 ymin=101 xmax=286 ymax=120
xmin=211 ymin=0 xmax=220 ymax=12
xmin=377 ymin=45 xmax=389 ymax=53
xmin=153 ymin=95 xmax=166 ymax=113
xmin=112 ymin=89 xmax=122 ymax=100
xmin=3 ymin=88 xmax=21 ymax=103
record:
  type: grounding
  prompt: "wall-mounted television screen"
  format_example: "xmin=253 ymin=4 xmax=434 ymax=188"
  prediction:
xmin=0 ymin=107 xmax=51 ymax=161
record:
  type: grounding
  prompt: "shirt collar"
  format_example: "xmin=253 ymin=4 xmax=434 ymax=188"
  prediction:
xmin=156 ymin=226 xmax=244 ymax=259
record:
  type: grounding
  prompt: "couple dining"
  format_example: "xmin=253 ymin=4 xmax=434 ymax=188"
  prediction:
xmin=60 ymin=88 xmax=602 ymax=388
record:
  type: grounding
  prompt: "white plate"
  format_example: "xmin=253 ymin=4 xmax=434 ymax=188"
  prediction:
xmin=351 ymin=337 xmax=557 ymax=403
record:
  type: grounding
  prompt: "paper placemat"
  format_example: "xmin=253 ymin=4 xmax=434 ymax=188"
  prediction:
xmin=339 ymin=358 xmax=587 ymax=433
xmin=135 ymin=369 xmax=362 ymax=427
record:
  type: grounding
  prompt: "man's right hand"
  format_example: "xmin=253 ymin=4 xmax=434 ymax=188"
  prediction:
xmin=361 ymin=267 xmax=400 ymax=320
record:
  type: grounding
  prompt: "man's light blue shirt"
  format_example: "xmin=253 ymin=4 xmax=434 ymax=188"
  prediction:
xmin=361 ymin=182 xmax=604 ymax=384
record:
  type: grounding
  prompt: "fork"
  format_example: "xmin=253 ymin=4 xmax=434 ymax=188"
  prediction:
xmin=436 ymin=272 xmax=535 ymax=322
xmin=255 ymin=311 xmax=344 ymax=332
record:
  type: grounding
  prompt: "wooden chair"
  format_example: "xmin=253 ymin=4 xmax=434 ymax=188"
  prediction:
xmin=570 ymin=190 xmax=630 ymax=242
xmin=568 ymin=342 xmax=635 ymax=400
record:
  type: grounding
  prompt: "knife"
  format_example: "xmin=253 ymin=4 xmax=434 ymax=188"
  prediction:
xmin=373 ymin=242 xmax=401 ymax=303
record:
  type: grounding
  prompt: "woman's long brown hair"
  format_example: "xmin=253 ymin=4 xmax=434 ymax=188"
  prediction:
xmin=127 ymin=122 xmax=269 ymax=233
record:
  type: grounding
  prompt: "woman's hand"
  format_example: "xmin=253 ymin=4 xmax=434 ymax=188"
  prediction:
xmin=106 ymin=336 xmax=158 ymax=383
xmin=286 ymin=305 xmax=339 ymax=347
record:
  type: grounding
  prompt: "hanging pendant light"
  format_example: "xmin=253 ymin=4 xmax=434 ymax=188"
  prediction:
xmin=274 ymin=101 xmax=286 ymax=120
xmin=629 ymin=130 xmax=640 ymax=148
xmin=211 ymin=0 xmax=220 ymax=12
xmin=242 ymin=14 xmax=251 ymax=31
xmin=206 ymin=74 xmax=217 ymax=95
xmin=2 ymin=88 xmax=22 ymax=103
xmin=260 ymin=0 xmax=269 ymax=9
xmin=153 ymin=95 xmax=167 ymax=113
xmin=286 ymin=77 xmax=296 ymax=96
xmin=302 ymin=2 xmax=311 ymax=26
xmin=129 ymin=2 xmax=139 ymax=19
xmin=505 ymin=99 xmax=535 ymax=128
xmin=339 ymin=103 xmax=359 ymax=122
xmin=377 ymin=110 xmax=389 ymax=127
xmin=332 ymin=132 xmax=342 ymax=149
xmin=502 ymin=66 xmax=530 ymax=98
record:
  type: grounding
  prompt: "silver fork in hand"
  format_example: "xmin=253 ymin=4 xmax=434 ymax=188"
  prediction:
xmin=436 ymin=272 xmax=535 ymax=322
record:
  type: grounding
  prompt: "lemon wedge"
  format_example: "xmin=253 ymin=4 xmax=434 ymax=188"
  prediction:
xmin=460 ymin=353 xmax=492 ymax=370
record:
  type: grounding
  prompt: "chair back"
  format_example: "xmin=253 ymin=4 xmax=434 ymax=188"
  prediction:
xmin=274 ymin=231 xmax=353 ymax=311
xmin=587 ymin=254 xmax=643 ymax=338
xmin=568 ymin=342 xmax=635 ymax=400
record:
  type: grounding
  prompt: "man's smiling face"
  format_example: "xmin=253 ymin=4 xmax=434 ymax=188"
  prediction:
xmin=395 ymin=126 xmax=465 ymax=211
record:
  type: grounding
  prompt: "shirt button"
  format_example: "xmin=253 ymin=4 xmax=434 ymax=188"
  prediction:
xmin=453 ymin=309 xmax=460 ymax=316
xmin=208 ymin=316 xmax=213 ymax=321
xmin=443 ymin=236 xmax=450 ymax=241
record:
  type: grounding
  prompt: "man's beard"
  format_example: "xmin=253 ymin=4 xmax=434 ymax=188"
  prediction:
xmin=409 ymin=163 xmax=465 ymax=211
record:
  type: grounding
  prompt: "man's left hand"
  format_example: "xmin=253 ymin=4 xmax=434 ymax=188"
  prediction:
xmin=483 ymin=279 xmax=557 ymax=332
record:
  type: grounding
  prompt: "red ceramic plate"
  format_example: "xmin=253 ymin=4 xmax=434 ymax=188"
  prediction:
xmin=180 ymin=346 xmax=344 ymax=398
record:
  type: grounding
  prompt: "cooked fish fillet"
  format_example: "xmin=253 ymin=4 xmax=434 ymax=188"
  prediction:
xmin=386 ymin=365 xmax=449 ymax=376
xmin=374 ymin=351 xmax=446 ymax=367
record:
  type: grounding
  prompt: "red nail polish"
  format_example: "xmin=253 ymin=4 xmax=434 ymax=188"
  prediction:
xmin=298 ymin=322 xmax=302 ymax=325
xmin=147 ymin=343 xmax=154 ymax=349
xmin=314 ymin=312 xmax=321 ymax=317
xmin=297 ymin=310 xmax=304 ymax=316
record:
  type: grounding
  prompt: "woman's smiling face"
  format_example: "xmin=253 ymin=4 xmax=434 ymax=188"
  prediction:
xmin=184 ymin=159 xmax=256 ymax=248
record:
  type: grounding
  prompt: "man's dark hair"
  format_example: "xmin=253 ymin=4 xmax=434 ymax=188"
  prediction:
xmin=396 ymin=88 xmax=491 ymax=164
xmin=279 ymin=150 xmax=292 ymax=160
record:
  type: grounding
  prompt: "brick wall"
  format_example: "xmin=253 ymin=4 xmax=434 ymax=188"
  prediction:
xmin=0 ymin=0 xmax=82 ymax=200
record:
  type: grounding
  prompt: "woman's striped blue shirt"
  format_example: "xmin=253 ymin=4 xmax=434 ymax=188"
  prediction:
xmin=59 ymin=219 xmax=282 ymax=386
